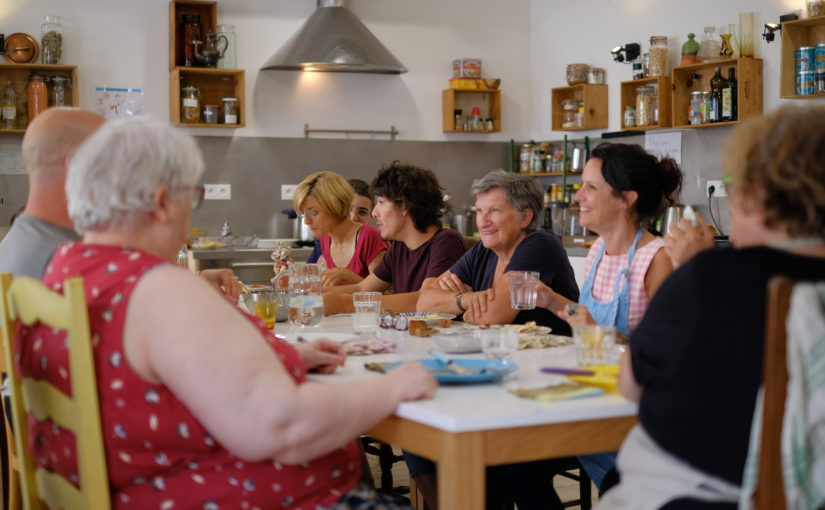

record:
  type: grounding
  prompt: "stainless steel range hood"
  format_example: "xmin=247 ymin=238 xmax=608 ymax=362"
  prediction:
xmin=261 ymin=0 xmax=407 ymax=74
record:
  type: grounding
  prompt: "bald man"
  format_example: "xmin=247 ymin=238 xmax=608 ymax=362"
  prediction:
xmin=0 ymin=108 xmax=105 ymax=278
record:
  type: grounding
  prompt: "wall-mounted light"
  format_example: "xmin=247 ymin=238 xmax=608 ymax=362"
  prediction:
xmin=611 ymin=43 xmax=640 ymax=63
xmin=762 ymin=22 xmax=780 ymax=43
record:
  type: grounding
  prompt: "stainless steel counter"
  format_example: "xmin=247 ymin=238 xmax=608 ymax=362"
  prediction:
xmin=188 ymin=246 xmax=314 ymax=285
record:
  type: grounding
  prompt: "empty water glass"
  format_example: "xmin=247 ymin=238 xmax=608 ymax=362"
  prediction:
xmin=352 ymin=292 xmax=382 ymax=337
xmin=508 ymin=271 xmax=540 ymax=310
xmin=477 ymin=329 xmax=519 ymax=364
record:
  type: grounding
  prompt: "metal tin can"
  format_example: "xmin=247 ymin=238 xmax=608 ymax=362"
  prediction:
xmin=797 ymin=71 xmax=816 ymax=95
xmin=816 ymin=44 xmax=825 ymax=71
xmin=796 ymin=46 xmax=816 ymax=73
xmin=689 ymin=91 xmax=703 ymax=125
xmin=817 ymin=71 xmax=825 ymax=93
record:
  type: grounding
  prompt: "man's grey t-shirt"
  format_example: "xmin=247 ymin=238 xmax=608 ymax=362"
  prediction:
xmin=0 ymin=213 xmax=80 ymax=278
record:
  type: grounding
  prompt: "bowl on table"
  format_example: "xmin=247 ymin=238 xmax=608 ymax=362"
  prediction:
xmin=433 ymin=332 xmax=482 ymax=354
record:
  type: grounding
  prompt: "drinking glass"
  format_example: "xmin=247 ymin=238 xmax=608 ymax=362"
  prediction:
xmin=508 ymin=271 xmax=540 ymax=310
xmin=243 ymin=291 xmax=278 ymax=329
xmin=274 ymin=263 xmax=324 ymax=327
xmin=352 ymin=291 xmax=381 ymax=337
xmin=573 ymin=325 xmax=616 ymax=365
xmin=478 ymin=330 xmax=519 ymax=364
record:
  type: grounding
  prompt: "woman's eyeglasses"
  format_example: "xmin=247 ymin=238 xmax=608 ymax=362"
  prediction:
xmin=298 ymin=208 xmax=320 ymax=219
xmin=380 ymin=312 xmax=409 ymax=331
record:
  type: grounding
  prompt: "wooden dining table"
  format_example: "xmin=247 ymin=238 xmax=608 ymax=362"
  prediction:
xmin=282 ymin=315 xmax=637 ymax=510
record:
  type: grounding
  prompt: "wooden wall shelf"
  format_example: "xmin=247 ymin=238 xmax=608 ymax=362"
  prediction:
xmin=442 ymin=89 xmax=501 ymax=133
xmin=619 ymin=76 xmax=672 ymax=130
xmin=551 ymin=84 xmax=607 ymax=131
xmin=780 ymin=16 xmax=825 ymax=98
xmin=0 ymin=64 xmax=79 ymax=133
xmin=168 ymin=1 xmax=245 ymax=128
xmin=671 ymin=57 xmax=762 ymax=129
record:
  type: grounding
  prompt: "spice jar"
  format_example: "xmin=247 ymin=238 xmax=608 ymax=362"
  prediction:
xmin=203 ymin=104 xmax=219 ymax=124
xmin=181 ymin=86 xmax=200 ymax=123
xmin=808 ymin=0 xmax=825 ymax=17
xmin=623 ymin=105 xmax=636 ymax=128
xmin=587 ymin=68 xmax=605 ymax=84
xmin=519 ymin=143 xmax=534 ymax=172
xmin=49 ymin=75 xmax=70 ymax=106
xmin=636 ymin=85 xmax=655 ymax=127
xmin=222 ymin=97 xmax=238 ymax=124
xmin=566 ymin=63 xmax=589 ymax=85
xmin=648 ymin=36 xmax=669 ymax=77
xmin=41 ymin=15 xmax=63 ymax=65
xmin=27 ymin=74 xmax=48 ymax=123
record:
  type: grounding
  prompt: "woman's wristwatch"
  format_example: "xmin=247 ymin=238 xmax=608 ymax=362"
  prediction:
xmin=455 ymin=290 xmax=468 ymax=312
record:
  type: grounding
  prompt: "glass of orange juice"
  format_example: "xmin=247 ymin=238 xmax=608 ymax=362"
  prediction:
xmin=244 ymin=290 xmax=278 ymax=329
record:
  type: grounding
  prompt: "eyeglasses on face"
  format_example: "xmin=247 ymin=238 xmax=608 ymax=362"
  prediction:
xmin=184 ymin=185 xmax=205 ymax=210
xmin=298 ymin=208 xmax=320 ymax=219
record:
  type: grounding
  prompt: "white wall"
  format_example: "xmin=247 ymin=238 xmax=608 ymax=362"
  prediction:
xmin=0 ymin=0 xmax=532 ymax=141
xmin=530 ymin=0 xmax=807 ymax=139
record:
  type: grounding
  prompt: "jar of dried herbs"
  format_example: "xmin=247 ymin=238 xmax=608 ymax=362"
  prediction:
xmin=41 ymin=15 xmax=63 ymax=65
xmin=181 ymin=86 xmax=201 ymax=123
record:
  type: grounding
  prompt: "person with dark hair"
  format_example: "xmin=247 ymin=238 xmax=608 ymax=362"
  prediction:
xmin=323 ymin=162 xmax=466 ymax=315
xmin=596 ymin=106 xmax=825 ymax=510
xmin=532 ymin=142 xmax=683 ymax=490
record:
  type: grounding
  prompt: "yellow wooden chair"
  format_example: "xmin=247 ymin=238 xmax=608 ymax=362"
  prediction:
xmin=0 ymin=273 xmax=111 ymax=510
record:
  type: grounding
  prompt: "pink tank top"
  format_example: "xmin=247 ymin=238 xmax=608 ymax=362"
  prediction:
xmin=19 ymin=243 xmax=360 ymax=509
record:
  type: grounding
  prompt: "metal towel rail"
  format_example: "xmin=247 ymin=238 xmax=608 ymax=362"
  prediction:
xmin=304 ymin=123 xmax=398 ymax=141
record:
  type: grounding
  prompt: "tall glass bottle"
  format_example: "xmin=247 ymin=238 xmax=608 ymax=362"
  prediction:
xmin=709 ymin=67 xmax=727 ymax=123
xmin=2 ymin=81 xmax=17 ymax=129
xmin=722 ymin=68 xmax=738 ymax=122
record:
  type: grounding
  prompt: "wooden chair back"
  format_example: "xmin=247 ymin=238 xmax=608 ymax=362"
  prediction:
xmin=754 ymin=276 xmax=793 ymax=510
xmin=0 ymin=273 xmax=111 ymax=510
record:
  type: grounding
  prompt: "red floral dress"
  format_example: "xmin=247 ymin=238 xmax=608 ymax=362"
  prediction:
xmin=18 ymin=243 xmax=361 ymax=509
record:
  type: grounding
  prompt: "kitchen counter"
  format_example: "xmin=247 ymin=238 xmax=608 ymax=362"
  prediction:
xmin=188 ymin=245 xmax=315 ymax=285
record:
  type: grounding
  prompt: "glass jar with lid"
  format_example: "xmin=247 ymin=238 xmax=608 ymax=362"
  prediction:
xmin=181 ymin=86 xmax=201 ymax=123
xmin=566 ymin=63 xmax=589 ymax=85
xmin=648 ymin=36 xmax=669 ymax=77
xmin=41 ymin=15 xmax=63 ymax=64
xmin=222 ymin=97 xmax=238 ymax=124
xmin=623 ymin=105 xmax=636 ymax=128
xmin=202 ymin=104 xmax=219 ymax=124
xmin=689 ymin=91 xmax=703 ymax=125
xmin=27 ymin=74 xmax=48 ymax=123
xmin=636 ymin=85 xmax=655 ymax=126
xmin=49 ymin=75 xmax=71 ymax=106
xmin=697 ymin=27 xmax=722 ymax=63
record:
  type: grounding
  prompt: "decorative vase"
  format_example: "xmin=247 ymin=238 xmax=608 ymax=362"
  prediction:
xmin=739 ymin=12 xmax=756 ymax=57
xmin=728 ymin=23 xmax=740 ymax=58
xmin=681 ymin=33 xmax=700 ymax=65
xmin=720 ymin=33 xmax=734 ymax=58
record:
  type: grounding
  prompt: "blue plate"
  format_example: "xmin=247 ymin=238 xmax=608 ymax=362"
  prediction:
xmin=384 ymin=359 xmax=517 ymax=384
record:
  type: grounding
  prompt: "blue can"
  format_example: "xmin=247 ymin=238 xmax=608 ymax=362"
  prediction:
xmin=817 ymin=44 xmax=825 ymax=71
xmin=817 ymin=71 xmax=825 ymax=93
xmin=797 ymin=71 xmax=815 ymax=95
xmin=797 ymin=46 xmax=816 ymax=73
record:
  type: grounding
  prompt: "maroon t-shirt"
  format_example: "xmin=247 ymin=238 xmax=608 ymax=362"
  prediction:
xmin=373 ymin=228 xmax=467 ymax=293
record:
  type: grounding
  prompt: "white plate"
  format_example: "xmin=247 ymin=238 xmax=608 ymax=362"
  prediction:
xmin=282 ymin=332 xmax=358 ymax=344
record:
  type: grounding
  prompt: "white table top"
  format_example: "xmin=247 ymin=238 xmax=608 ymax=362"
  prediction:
xmin=278 ymin=315 xmax=637 ymax=434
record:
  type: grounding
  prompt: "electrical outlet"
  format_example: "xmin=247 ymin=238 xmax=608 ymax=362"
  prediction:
xmin=204 ymin=184 xmax=231 ymax=200
xmin=706 ymin=180 xmax=727 ymax=198
xmin=281 ymin=185 xmax=297 ymax=200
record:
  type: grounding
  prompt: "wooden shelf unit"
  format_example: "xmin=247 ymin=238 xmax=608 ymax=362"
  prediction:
xmin=551 ymin=84 xmax=607 ymax=131
xmin=619 ymin=76 xmax=672 ymax=130
xmin=780 ymin=16 xmax=825 ymax=98
xmin=0 ymin=64 xmax=79 ymax=132
xmin=170 ymin=67 xmax=245 ymax=127
xmin=671 ymin=57 xmax=762 ymax=129
xmin=442 ymin=89 xmax=501 ymax=133
xmin=168 ymin=0 xmax=245 ymax=128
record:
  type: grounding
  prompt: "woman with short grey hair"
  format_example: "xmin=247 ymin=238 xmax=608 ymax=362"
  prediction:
xmin=25 ymin=116 xmax=436 ymax=508
xmin=418 ymin=169 xmax=579 ymax=334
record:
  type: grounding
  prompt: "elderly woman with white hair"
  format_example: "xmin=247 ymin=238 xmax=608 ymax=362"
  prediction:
xmin=17 ymin=116 xmax=436 ymax=509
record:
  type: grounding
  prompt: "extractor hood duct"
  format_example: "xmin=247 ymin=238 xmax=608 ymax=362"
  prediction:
xmin=261 ymin=0 xmax=407 ymax=74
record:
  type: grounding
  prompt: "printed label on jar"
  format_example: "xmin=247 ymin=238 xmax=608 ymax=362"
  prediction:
xmin=224 ymin=114 xmax=237 ymax=124
xmin=182 ymin=98 xmax=198 ymax=108
xmin=1 ymin=107 xmax=16 ymax=120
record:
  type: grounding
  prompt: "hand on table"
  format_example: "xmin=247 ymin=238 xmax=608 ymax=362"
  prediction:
xmin=298 ymin=338 xmax=346 ymax=374
xmin=199 ymin=268 xmax=243 ymax=303
xmin=386 ymin=362 xmax=437 ymax=402
xmin=664 ymin=214 xmax=715 ymax=270
xmin=461 ymin=289 xmax=496 ymax=324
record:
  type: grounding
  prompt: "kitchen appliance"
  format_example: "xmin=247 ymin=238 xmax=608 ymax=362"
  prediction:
xmin=283 ymin=209 xmax=315 ymax=244
xmin=261 ymin=0 xmax=407 ymax=74
xmin=660 ymin=205 xmax=685 ymax=236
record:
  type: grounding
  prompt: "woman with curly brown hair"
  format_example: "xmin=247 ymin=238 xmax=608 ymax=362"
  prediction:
xmin=597 ymin=105 xmax=825 ymax=509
